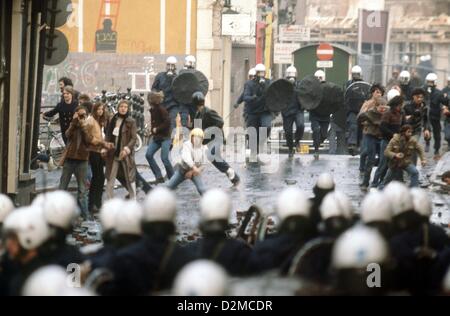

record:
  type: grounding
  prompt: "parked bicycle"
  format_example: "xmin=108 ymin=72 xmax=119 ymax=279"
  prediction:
xmin=38 ymin=116 xmax=65 ymax=168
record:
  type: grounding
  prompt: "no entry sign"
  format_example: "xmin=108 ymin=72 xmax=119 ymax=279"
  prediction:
xmin=317 ymin=43 xmax=334 ymax=61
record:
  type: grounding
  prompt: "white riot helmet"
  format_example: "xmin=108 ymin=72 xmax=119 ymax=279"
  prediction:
xmin=426 ymin=73 xmax=438 ymax=86
xmin=22 ymin=265 xmax=93 ymax=296
xmin=255 ymin=63 xmax=266 ymax=73
xmin=99 ymin=198 xmax=125 ymax=232
xmin=200 ymin=189 xmax=231 ymax=222
xmin=37 ymin=191 xmax=78 ymax=230
xmin=255 ymin=64 xmax=266 ymax=83
xmin=320 ymin=191 xmax=353 ymax=221
xmin=387 ymin=88 xmax=401 ymax=102
xmin=420 ymin=55 xmax=431 ymax=62
xmin=314 ymin=70 xmax=326 ymax=82
xmin=115 ymin=201 xmax=143 ymax=236
xmin=166 ymin=56 xmax=177 ymax=74
xmin=185 ymin=55 xmax=196 ymax=69
xmin=143 ymin=187 xmax=177 ymax=223
xmin=361 ymin=191 xmax=392 ymax=224
xmin=399 ymin=71 xmax=411 ymax=85
xmin=173 ymin=260 xmax=228 ymax=296
xmin=22 ymin=265 xmax=68 ymax=296
xmin=166 ymin=56 xmax=177 ymax=65
xmin=0 ymin=194 xmax=14 ymax=224
xmin=351 ymin=65 xmax=362 ymax=79
xmin=316 ymin=173 xmax=335 ymax=190
xmin=285 ymin=66 xmax=297 ymax=82
xmin=332 ymin=225 xmax=388 ymax=269
xmin=276 ymin=188 xmax=310 ymax=222
xmin=248 ymin=68 xmax=256 ymax=78
xmin=410 ymin=188 xmax=432 ymax=219
xmin=4 ymin=207 xmax=51 ymax=250
xmin=383 ymin=181 xmax=414 ymax=217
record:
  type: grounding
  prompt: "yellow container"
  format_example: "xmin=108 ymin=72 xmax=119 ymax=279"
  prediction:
xmin=299 ymin=144 xmax=310 ymax=154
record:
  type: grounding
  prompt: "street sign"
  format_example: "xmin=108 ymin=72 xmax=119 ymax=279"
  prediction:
xmin=222 ymin=14 xmax=252 ymax=37
xmin=274 ymin=43 xmax=300 ymax=64
xmin=316 ymin=43 xmax=334 ymax=61
xmin=279 ymin=25 xmax=310 ymax=42
xmin=317 ymin=60 xmax=333 ymax=68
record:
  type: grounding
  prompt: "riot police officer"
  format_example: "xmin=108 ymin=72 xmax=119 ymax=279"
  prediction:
xmin=152 ymin=56 xmax=182 ymax=132
xmin=282 ymin=66 xmax=304 ymax=158
xmin=243 ymin=64 xmax=273 ymax=160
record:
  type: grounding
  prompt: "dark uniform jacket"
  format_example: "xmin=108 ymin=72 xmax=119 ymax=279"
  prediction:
xmin=151 ymin=72 xmax=178 ymax=111
xmin=243 ymin=79 xmax=271 ymax=115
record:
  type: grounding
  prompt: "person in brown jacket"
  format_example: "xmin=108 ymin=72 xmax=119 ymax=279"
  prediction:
xmin=358 ymin=97 xmax=389 ymax=190
xmin=103 ymin=100 xmax=137 ymax=200
xmin=357 ymin=84 xmax=385 ymax=175
xmin=85 ymin=102 xmax=114 ymax=213
xmin=145 ymin=91 xmax=174 ymax=183
xmin=383 ymin=125 xmax=427 ymax=188
xmin=58 ymin=105 xmax=92 ymax=220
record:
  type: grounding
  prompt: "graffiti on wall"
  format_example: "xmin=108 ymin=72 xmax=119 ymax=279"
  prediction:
xmin=42 ymin=53 xmax=186 ymax=107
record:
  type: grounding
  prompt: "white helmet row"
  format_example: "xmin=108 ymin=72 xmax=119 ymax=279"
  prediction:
xmin=173 ymin=260 xmax=228 ymax=296
xmin=276 ymin=188 xmax=310 ymax=222
xmin=332 ymin=225 xmax=388 ymax=269
xmin=3 ymin=207 xmax=51 ymax=250
xmin=314 ymin=70 xmax=326 ymax=82
xmin=399 ymin=71 xmax=411 ymax=85
xmin=387 ymin=88 xmax=401 ymax=102
xmin=316 ymin=173 xmax=335 ymax=190
xmin=115 ymin=201 xmax=143 ymax=236
xmin=0 ymin=194 xmax=14 ymax=224
xmin=143 ymin=187 xmax=177 ymax=223
xmin=320 ymin=191 xmax=353 ymax=221
xmin=166 ymin=56 xmax=177 ymax=65
xmin=33 ymin=191 xmax=78 ymax=230
xmin=360 ymin=191 xmax=392 ymax=223
xmin=200 ymin=189 xmax=231 ymax=222
xmin=410 ymin=188 xmax=432 ymax=218
xmin=285 ymin=66 xmax=297 ymax=78
xmin=383 ymin=182 xmax=414 ymax=216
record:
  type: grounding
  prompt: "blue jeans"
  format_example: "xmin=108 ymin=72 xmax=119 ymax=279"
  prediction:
xmin=166 ymin=169 xmax=206 ymax=195
xmin=445 ymin=121 xmax=450 ymax=146
xmin=371 ymin=139 xmax=389 ymax=187
xmin=359 ymin=134 xmax=369 ymax=172
xmin=146 ymin=138 xmax=174 ymax=180
xmin=383 ymin=164 xmax=420 ymax=188
xmin=59 ymin=159 xmax=89 ymax=218
xmin=361 ymin=135 xmax=380 ymax=187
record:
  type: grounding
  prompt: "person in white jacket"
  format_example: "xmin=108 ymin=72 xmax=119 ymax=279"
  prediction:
xmin=166 ymin=128 xmax=209 ymax=195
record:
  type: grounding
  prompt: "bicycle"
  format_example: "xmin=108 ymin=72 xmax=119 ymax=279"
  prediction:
xmin=38 ymin=116 xmax=65 ymax=168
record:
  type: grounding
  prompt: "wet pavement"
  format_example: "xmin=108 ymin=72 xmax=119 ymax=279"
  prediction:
xmin=35 ymin=143 xmax=450 ymax=244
